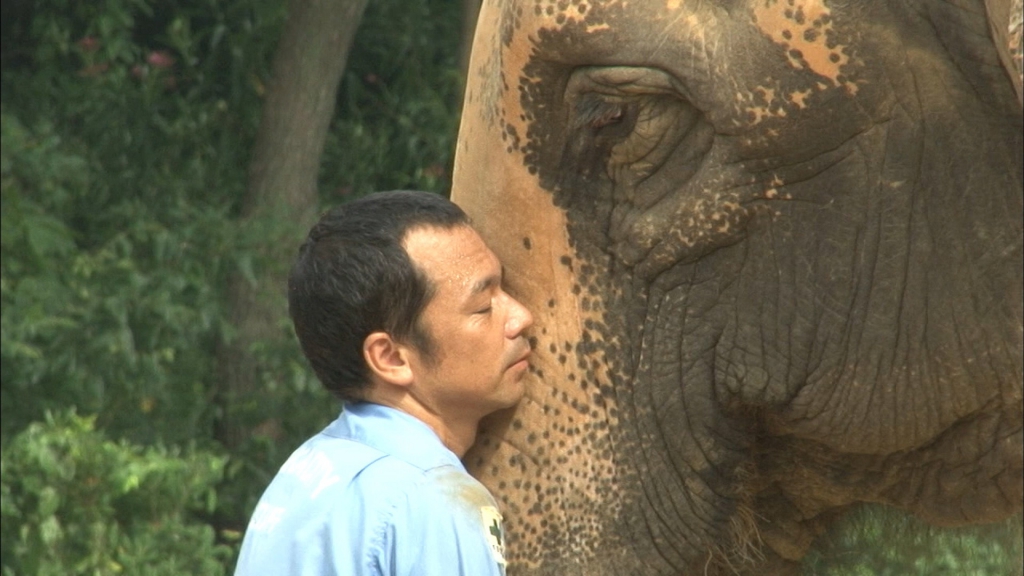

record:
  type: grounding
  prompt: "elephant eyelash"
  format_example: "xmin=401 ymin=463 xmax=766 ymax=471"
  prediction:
xmin=576 ymin=95 xmax=636 ymax=141
xmin=590 ymin=102 xmax=625 ymax=129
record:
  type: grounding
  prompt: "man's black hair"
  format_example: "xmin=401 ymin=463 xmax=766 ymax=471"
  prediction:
xmin=287 ymin=190 xmax=470 ymax=402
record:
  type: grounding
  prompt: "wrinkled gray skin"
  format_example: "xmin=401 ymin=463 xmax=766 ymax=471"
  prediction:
xmin=451 ymin=0 xmax=1023 ymax=574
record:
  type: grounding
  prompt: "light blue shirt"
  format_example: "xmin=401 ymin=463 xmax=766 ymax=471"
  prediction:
xmin=233 ymin=402 xmax=507 ymax=576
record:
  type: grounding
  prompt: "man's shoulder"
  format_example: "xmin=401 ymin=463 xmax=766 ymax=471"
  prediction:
xmin=389 ymin=465 xmax=507 ymax=573
xmin=294 ymin=431 xmax=433 ymax=491
xmin=420 ymin=464 xmax=498 ymax=504
xmin=391 ymin=464 xmax=501 ymax=534
xmin=275 ymin=407 xmax=498 ymax=512
xmin=282 ymin=432 xmax=386 ymax=479
xmin=329 ymin=403 xmax=465 ymax=471
xmin=242 ymin=436 xmax=433 ymax=539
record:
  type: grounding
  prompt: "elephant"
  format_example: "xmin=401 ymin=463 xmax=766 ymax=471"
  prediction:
xmin=449 ymin=0 xmax=1023 ymax=574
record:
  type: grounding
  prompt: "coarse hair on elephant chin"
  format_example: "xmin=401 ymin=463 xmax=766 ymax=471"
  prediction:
xmin=720 ymin=505 xmax=764 ymax=573
xmin=710 ymin=464 xmax=764 ymax=575
xmin=716 ymin=475 xmax=765 ymax=573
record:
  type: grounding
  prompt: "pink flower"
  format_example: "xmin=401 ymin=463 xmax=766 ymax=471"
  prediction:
xmin=77 ymin=36 xmax=100 ymax=52
xmin=423 ymin=164 xmax=446 ymax=179
xmin=146 ymin=50 xmax=175 ymax=69
xmin=78 ymin=62 xmax=109 ymax=77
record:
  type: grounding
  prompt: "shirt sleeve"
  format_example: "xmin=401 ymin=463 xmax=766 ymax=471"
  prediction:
xmin=379 ymin=466 xmax=507 ymax=576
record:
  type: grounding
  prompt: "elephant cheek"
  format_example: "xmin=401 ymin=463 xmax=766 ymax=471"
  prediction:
xmin=453 ymin=67 xmax=625 ymax=573
xmin=453 ymin=141 xmax=625 ymax=566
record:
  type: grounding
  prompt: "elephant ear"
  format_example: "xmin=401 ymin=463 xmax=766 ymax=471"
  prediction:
xmin=986 ymin=0 xmax=1023 ymax=105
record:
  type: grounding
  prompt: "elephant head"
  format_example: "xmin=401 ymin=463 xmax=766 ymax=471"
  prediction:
xmin=450 ymin=0 xmax=1023 ymax=574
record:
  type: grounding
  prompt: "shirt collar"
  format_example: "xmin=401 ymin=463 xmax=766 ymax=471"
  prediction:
xmin=322 ymin=402 xmax=466 ymax=472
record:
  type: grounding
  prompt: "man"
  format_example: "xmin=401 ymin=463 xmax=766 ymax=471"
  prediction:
xmin=233 ymin=190 xmax=533 ymax=576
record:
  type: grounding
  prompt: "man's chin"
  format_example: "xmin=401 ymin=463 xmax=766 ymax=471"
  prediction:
xmin=495 ymin=375 xmax=527 ymax=409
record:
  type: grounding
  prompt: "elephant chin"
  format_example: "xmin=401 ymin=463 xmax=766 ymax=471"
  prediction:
xmin=453 ymin=0 xmax=1024 ymax=574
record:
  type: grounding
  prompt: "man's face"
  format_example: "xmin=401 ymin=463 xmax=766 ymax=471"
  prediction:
xmin=403 ymin=225 xmax=534 ymax=421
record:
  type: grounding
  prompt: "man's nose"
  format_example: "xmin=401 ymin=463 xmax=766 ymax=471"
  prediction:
xmin=506 ymin=296 xmax=533 ymax=337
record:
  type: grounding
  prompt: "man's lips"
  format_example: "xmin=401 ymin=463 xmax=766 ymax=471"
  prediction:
xmin=507 ymin=343 xmax=532 ymax=369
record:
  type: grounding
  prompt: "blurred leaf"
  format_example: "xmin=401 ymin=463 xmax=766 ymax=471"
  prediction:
xmin=1 ymin=411 xmax=230 ymax=575
xmin=805 ymin=505 xmax=1024 ymax=576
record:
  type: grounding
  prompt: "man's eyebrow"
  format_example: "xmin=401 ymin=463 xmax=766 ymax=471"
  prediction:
xmin=470 ymin=266 xmax=505 ymax=296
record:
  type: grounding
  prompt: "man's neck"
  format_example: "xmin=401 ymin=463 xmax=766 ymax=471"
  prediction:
xmin=364 ymin=390 xmax=479 ymax=457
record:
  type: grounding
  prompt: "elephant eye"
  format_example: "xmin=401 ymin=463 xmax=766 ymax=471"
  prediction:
xmin=581 ymin=97 xmax=629 ymax=131
xmin=576 ymin=95 xmax=638 ymax=145
xmin=562 ymin=67 xmax=707 ymax=191
xmin=590 ymin=103 xmax=623 ymax=128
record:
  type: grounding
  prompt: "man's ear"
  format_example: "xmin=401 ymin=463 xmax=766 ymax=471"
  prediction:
xmin=363 ymin=331 xmax=414 ymax=387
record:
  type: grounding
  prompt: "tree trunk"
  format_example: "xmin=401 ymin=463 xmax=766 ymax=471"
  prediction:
xmin=216 ymin=0 xmax=369 ymax=449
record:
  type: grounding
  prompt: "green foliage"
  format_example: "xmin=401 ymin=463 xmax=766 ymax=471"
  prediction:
xmin=0 ymin=0 xmax=290 ymax=445
xmin=0 ymin=411 xmax=230 ymax=576
xmin=0 ymin=111 xmax=235 ymax=445
xmin=2 ymin=0 xmax=467 ymax=571
xmin=805 ymin=505 xmax=1024 ymax=576
xmin=0 ymin=0 xmax=465 ymax=445
xmin=322 ymin=0 xmax=463 ymax=198
xmin=2 ymin=0 xmax=297 ymax=567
